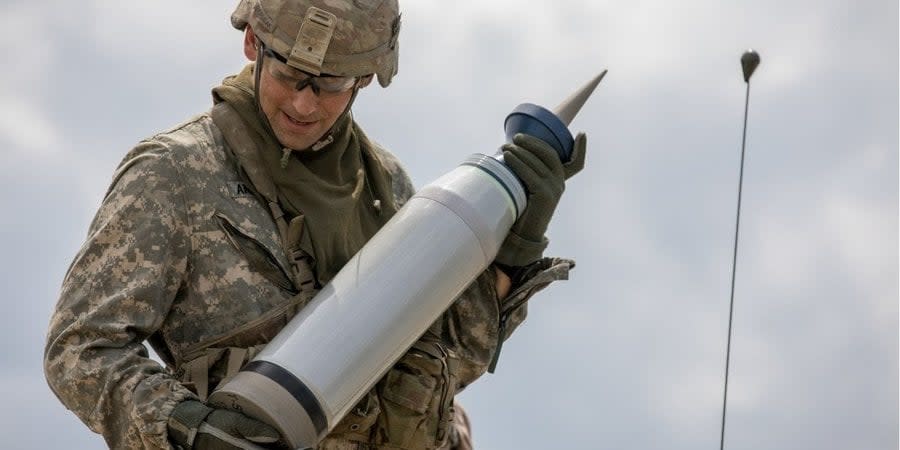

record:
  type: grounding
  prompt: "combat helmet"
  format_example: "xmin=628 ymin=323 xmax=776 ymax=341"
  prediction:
xmin=231 ymin=0 xmax=401 ymax=87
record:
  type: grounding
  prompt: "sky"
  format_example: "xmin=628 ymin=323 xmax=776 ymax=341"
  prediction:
xmin=0 ymin=0 xmax=896 ymax=449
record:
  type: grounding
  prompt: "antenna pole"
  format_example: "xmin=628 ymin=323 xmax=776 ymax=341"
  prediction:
xmin=720 ymin=49 xmax=760 ymax=450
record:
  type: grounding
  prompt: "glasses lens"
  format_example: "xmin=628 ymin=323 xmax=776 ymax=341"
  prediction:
xmin=314 ymin=76 xmax=357 ymax=93
xmin=263 ymin=52 xmax=308 ymax=84
xmin=263 ymin=49 xmax=356 ymax=94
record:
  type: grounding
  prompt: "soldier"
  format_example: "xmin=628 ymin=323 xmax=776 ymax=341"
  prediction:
xmin=44 ymin=1 xmax=585 ymax=449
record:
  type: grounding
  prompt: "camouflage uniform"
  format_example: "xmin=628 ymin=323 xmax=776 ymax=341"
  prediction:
xmin=44 ymin=107 xmax=573 ymax=449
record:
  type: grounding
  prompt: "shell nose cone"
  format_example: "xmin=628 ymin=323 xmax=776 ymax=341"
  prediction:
xmin=552 ymin=69 xmax=608 ymax=126
xmin=741 ymin=50 xmax=760 ymax=82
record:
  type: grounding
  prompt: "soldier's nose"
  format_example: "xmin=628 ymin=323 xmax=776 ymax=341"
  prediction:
xmin=290 ymin=87 xmax=320 ymax=116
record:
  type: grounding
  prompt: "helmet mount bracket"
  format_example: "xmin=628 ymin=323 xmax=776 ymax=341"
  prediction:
xmin=289 ymin=7 xmax=337 ymax=75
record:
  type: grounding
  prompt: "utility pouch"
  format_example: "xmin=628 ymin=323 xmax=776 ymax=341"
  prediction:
xmin=177 ymin=291 xmax=315 ymax=400
xmin=216 ymin=212 xmax=297 ymax=293
xmin=375 ymin=340 xmax=459 ymax=449
xmin=179 ymin=345 xmax=264 ymax=401
xmin=327 ymin=390 xmax=382 ymax=442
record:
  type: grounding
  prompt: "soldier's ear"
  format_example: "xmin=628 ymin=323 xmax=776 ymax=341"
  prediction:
xmin=243 ymin=26 xmax=258 ymax=61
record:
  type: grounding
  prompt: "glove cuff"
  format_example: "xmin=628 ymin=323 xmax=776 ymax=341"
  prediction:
xmin=168 ymin=400 xmax=214 ymax=448
xmin=494 ymin=231 xmax=548 ymax=267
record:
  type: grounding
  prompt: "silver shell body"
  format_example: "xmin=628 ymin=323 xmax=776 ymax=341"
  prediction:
xmin=209 ymin=155 xmax=525 ymax=449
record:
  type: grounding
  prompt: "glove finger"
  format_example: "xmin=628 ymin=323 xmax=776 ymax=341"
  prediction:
xmin=563 ymin=132 xmax=587 ymax=179
xmin=511 ymin=133 xmax=565 ymax=178
xmin=503 ymin=144 xmax=560 ymax=185
xmin=196 ymin=423 xmax=272 ymax=449
xmin=502 ymin=148 xmax=547 ymax=196
xmin=233 ymin=418 xmax=280 ymax=444
xmin=207 ymin=410 xmax=281 ymax=444
xmin=505 ymin=146 xmax=565 ymax=199
xmin=502 ymin=144 xmax=546 ymax=178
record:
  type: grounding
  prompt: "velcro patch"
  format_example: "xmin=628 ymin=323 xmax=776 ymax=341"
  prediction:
xmin=228 ymin=181 xmax=254 ymax=198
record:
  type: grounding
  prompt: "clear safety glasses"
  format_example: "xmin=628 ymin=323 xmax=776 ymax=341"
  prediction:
xmin=261 ymin=46 xmax=359 ymax=96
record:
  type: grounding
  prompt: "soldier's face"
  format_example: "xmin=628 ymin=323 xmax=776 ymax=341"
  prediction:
xmin=244 ymin=29 xmax=355 ymax=151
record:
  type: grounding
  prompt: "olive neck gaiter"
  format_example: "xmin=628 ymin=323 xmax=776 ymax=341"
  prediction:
xmin=212 ymin=64 xmax=397 ymax=284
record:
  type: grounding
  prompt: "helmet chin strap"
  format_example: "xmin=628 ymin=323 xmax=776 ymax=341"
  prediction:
xmin=309 ymin=84 xmax=361 ymax=152
xmin=253 ymin=41 xmax=365 ymax=167
xmin=253 ymin=42 xmax=281 ymax=152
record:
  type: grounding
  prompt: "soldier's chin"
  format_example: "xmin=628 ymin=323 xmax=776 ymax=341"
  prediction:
xmin=273 ymin=126 xmax=322 ymax=152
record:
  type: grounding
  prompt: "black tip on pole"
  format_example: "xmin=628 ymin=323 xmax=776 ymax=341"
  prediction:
xmin=741 ymin=49 xmax=760 ymax=83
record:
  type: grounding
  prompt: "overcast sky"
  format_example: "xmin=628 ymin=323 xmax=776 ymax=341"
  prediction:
xmin=1 ymin=1 xmax=896 ymax=449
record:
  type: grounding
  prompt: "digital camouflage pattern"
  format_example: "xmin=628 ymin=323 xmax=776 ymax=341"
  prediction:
xmin=44 ymin=110 xmax=573 ymax=449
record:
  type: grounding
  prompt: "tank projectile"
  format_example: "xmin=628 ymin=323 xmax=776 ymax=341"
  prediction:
xmin=503 ymin=70 xmax=606 ymax=162
xmin=209 ymin=70 xmax=607 ymax=449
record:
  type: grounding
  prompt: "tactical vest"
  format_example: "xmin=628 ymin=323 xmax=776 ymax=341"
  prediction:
xmin=172 ymin=103 xmax=460 ymax=449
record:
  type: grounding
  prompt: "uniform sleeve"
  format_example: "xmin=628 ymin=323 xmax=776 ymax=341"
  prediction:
xmin=428 ymin=257 xmax=574 ymax=389
xmin=44 ymin=142 xmax=196 ymax=449
xmin=367 ymin=138 xmax=415 ymax=208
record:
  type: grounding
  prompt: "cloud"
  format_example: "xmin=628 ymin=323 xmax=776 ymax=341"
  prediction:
xmin=0 ymin=98 xmax=62 ymax=157
xmin=0 ymin=3 xmax=61 ymax=157
xmin=1 ymin=1 xmax=895 ymax=449
xmin=0 ymin=373 xmax=105 ymax=448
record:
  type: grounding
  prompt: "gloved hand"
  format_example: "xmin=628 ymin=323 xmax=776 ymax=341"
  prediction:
xmin=494 ymin=132 xmax=586 ymax=268
xmin=168 ymin=400 xmax=283 ymax=450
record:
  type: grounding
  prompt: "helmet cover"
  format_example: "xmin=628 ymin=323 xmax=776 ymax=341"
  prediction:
xmin=232 ymin=0 xmax=400 ymax=87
